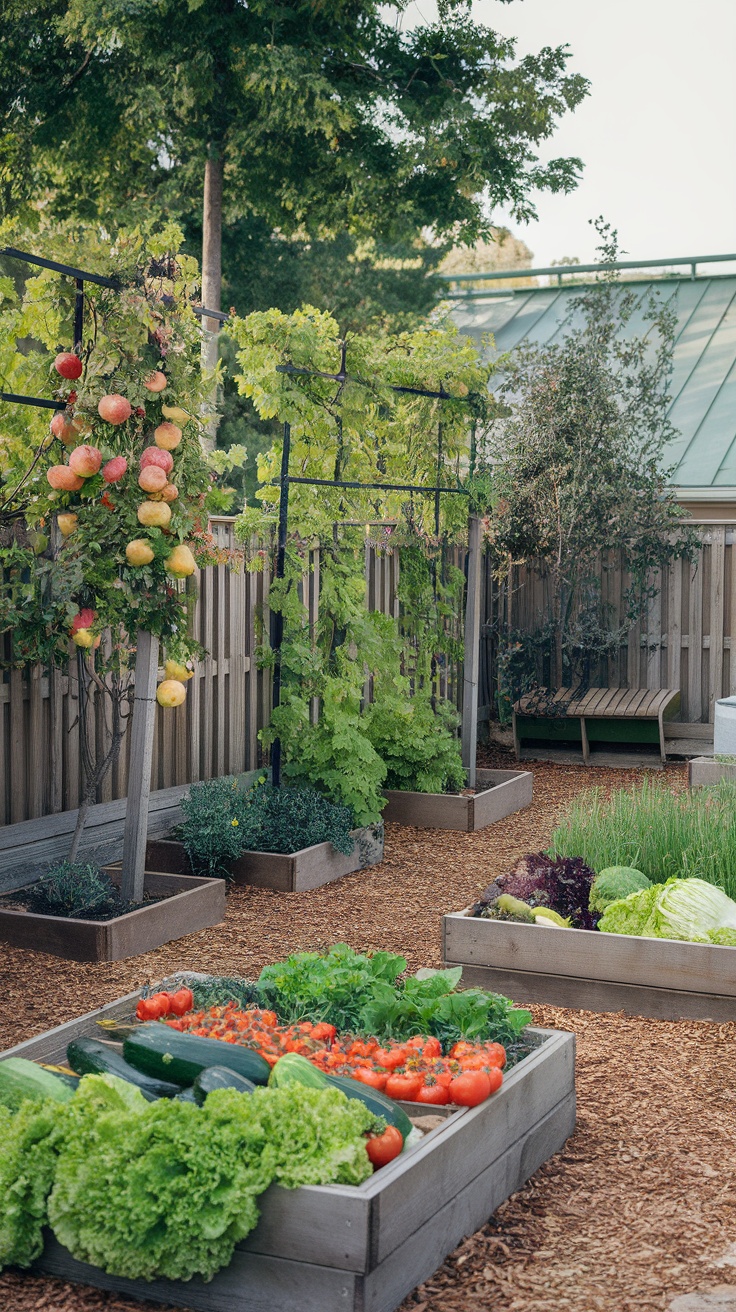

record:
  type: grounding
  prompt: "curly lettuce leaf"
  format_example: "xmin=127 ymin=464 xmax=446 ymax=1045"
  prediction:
xmin=0 ymin=1098 xmax=66 ymax=1270
xmin=598 ymin=885 xmax=660 ymax=936
xmin=248 ymin=1085 xmax=375 ymax=1188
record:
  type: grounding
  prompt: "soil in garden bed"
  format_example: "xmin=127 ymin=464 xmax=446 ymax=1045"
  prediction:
xmin=5 ymin=754 xmax=735 ymax=1312
xmin=0 ymin=889 xmax=173 ymax=921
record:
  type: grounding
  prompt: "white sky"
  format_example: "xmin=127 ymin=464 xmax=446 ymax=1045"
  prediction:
xmin=402 ymin=0 xmax=736 ymax=269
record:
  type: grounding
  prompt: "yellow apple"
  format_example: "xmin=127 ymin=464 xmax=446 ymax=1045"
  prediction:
xmin=156 ymin=679 xmax=187 ymax=707
xmin=125 ymin=539 xmax=155 ymax=566
xmin=57 ymin=513 xmax=79 ymax=536
xmin=137 ymin=500 xmax=172 ymax=528
xmin=72 ymin=628 xmax=95 ymax=648
xmin=162 ymin=404 xmax=191 ymax=424
xmin=165 ymin=544 xmax=196 ymax=578
xmin=164 ymin=659 xmax=194 ymax=682
xmin=154 ymin=422 xmax=182 ymax=451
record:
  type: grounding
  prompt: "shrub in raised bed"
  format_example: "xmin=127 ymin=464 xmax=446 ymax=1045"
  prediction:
xmin=176 ymin=777 xmax=356 ymax=879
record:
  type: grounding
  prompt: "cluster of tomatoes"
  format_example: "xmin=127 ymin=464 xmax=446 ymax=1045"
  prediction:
xmin=160 ymin=1003 xmax=505 ymax=1108
xmin=135 ymin=987 xmax=194 ymax=1022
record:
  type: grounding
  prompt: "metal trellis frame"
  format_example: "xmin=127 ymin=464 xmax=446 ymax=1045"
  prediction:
xmin=268 ymin=347 xmax=477 ymax=786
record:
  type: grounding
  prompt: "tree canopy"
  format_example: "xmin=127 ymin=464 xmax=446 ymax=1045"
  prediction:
xmin=1 ymin=0 xmax=589 ymax=320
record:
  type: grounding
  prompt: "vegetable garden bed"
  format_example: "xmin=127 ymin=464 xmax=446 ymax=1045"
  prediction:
xmin=144 ymin=823 xmax=384 ymax=891
xmin=381 ymin=769 xmax=532 ymax=832
xmin=443 ymin=910 xmax=736 ymax=1021
xmin=2 ymin=981 xmax=574 ymax=1312
xmin=0 ymin=872 xmax=225 ymax=963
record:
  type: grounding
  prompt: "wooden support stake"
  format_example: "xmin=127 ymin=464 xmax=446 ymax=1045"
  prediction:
xmin=461 ymin=515 xmax=482 ymax=788
xmin=120 ymin=630 xmax=159 ymax=902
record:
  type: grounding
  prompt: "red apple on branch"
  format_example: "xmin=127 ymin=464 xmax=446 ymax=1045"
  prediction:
xmin=47 ymin=465 xmax=84 ymax=491
xmin=102 ymin=456 xmax=127 ymax=483
xmin=144 ymin=371 xmax=167 ymax=393
xmin=69 ymin=445 xmax=102 ymax=478
xmin=54 ymin=352 xmax=83 ymax=380
xmin=140 ymin=447 xmax=174 ymax=473
xmin=98 ymin=394 xmax=132 ymax=425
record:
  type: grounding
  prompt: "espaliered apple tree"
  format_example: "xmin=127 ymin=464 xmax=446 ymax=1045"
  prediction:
xmin=13 ymin=228 xmax=218 ymax=899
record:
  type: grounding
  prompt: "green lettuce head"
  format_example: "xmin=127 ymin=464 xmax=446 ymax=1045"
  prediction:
xmin=598 ymin=884 xmax=659 ymax=936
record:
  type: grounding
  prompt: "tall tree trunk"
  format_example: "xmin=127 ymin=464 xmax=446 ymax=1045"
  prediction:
xmin=201 ymin=152 xmax=223 ymax=450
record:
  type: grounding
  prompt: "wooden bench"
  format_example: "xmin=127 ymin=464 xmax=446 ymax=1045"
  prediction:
xmin=512 ymin=686 xmax=681 ymax=767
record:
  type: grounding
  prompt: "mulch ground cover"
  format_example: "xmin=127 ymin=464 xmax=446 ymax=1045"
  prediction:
xmin=1 ymin=752 xmax=735 ymax=1312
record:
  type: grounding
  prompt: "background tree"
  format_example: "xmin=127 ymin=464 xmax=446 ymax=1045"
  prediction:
xmin=485 ymin=222 xmax=699 ymax=710
xmin=1 ymin=0 xmax=589 ymax=326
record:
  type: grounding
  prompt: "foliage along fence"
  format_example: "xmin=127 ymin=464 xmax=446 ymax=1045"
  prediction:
xmin=483 ymin=521 xmax=730 ymax=727
xmin=1 ymin=519 xmax=463 ymax=827
xmin=5 ymin=517 xmax=729 ymax=827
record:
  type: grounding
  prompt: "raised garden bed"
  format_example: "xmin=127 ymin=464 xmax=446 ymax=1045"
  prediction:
xmin=688 ymin=756 xmax=736 ymax=788
xmin=381 ymin=768 xmax=532 ymax=832
xmin=443 ymin=909 xmax=736 ymax=1022
xmin=1 ymin=981 xmax=574 ymax=1312
xmin=0 ymin=871 xmax=225 ymax=962
xmin=145 ymin=823 xmax=385 ymax=892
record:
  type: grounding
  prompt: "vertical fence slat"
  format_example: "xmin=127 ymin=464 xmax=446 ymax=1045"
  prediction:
xmin=708 ymin=528 xmax=726 ymax=720
xmin=688 ymin=555 xmax=704 ymax=722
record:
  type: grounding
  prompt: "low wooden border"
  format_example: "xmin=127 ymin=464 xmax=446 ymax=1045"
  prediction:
xmin=381 ymin=769 xmax=532 ymax=832
xmin=144 ymin=823 xmax=384 ymax=892
xmin=0 ymin=872 xmax=225 ymax=962
xmin=443 ymin=909 xmax=736 ymax=1022
xmin=688 ymin=756 xmax=736 ymax=788
xmin=1 ymin=982 xmax=574 ymax=1312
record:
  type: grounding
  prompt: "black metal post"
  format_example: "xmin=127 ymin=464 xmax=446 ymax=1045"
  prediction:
xmin=270 ymin=421 xmax=291 ymax=788
xmin=74 ymin=279 xmax=84 ymax=355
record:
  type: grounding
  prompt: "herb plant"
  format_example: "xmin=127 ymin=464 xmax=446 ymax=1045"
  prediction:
xmin=177 ymin=777 xmax=357 ymax=879
xmin=257 ymin=944 xmax=531 ymax=1047
xmin=16 ymin=862 xmax=128 ymax=920
xmin=365 ymin=687 xmax=465 ymax=794
xmin=550 ymin=779 xmax=736 ymax=902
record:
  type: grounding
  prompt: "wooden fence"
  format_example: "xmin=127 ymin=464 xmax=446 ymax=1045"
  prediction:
xmin=479 ymin=522 xmax=733 ymax=727
xmin=4 ymin=516 xmax=730 ymax=827
xmin=0 ymin=521 xmax=417 ymax=827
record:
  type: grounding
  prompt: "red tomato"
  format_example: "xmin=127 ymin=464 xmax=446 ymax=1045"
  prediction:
xmin=416 ymin=1082 xmax=449 ymax=1105
xmin=486 ymin=1067 xmax=503 ymax=1094
xmin=168 ymin=988 xmax=194 ymax=1017
xmin=366 ymin=1125 xmax=403 ymax=1169
xmin=385 ymin=1072 xmax=423 ymax=1101
xmin=405 ymin=1035 xmax=442 ymax=1058
xmin=350 ymin=1067 xmax=388 ymax=1092
xmin=449 ymin=1071 xmax=492 ymax=1107
xmin=136 ymin=993 xmax=170 ymax=1021
xmin=374 ymin=1047 xmax=406 ymax=1071
xmin=484 ymin=1043 xmax=507 ymax=1069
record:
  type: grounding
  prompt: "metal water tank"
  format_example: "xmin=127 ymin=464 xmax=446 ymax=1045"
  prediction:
xmin=713 ymin=696 xmax=736 ymax=754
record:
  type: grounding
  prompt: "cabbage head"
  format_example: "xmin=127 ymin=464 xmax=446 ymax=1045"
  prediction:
xmin=600 ymin=877 xmax=736 ymax=942
xmin=598 ymin=884 xmax=659 ymax=936
xmin=589 ymin=867 xmax=651 ymax=914
xmin=644 ymin=878 xmax=736 ymax=942
xmin=708 ymin=927 xmax=736 ymax=946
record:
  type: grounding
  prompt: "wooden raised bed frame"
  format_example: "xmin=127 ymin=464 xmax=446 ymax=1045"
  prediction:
xmin=381 ymin=768 xmax=532 ymax=832
xmin=688 ymin=756 xmax=736 ymax=788
xmin=0 ymin=872 xmax=225 ymax=962
xmin=145 ymin=823 xmax=384 ymax=892
xmin=1 ymin=982 xmax=575 ymax=1312
xmin=443 ymin=909 xmax=736 ymax=1022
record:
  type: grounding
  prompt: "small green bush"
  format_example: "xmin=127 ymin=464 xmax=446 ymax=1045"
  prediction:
xmin=365 ymin=691 xmax=465 ymax=794
xmin=177 ymin=778 xmax=356 ymax=878
xmin=19 ymin=862 xmax=124 ymax=919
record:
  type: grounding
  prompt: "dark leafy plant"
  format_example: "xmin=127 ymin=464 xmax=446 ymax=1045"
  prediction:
xmin=176 ymin=777 xmax=356 ymax=878
xmin=18 ymin=862 xmax=127 ymax=920
xmin=475 ymin=852 xmax=597 ymax=929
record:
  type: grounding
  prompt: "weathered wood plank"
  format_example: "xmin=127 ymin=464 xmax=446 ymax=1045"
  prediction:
xmin=362 ymin=1095 xmax=576 ymax=1312
xmin=444 ymin=911 xmax=736 ymax=999
xmin=709 ymin=527 xmax=726 ymax=719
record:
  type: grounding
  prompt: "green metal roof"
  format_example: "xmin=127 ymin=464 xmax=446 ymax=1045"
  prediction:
xmin=452 ymin=273 xmax=736 ymax=491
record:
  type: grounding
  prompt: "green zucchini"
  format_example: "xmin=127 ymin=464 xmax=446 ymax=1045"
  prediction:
xmin=0 ymin=1058 xmax=76 ymax=1111
xmin=268 ymin=1053 xmax=412 ymax=1143
xmin=193 ymin=1066 xmax=257 ymax=1105
xmin=123 ymin=1024 xmax=271 ymax=1088
xmin=66 ymin=1037 xmax=181 ymax=1101
xmin=174 ymin=1087 xmax=200 ymax=1104
xmin=39 ymin=1064 xmax=81 ymax=1090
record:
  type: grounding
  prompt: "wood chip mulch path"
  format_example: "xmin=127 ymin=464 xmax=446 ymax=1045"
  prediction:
xmin=1 ymin=753 xmax=735 ymax=1312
